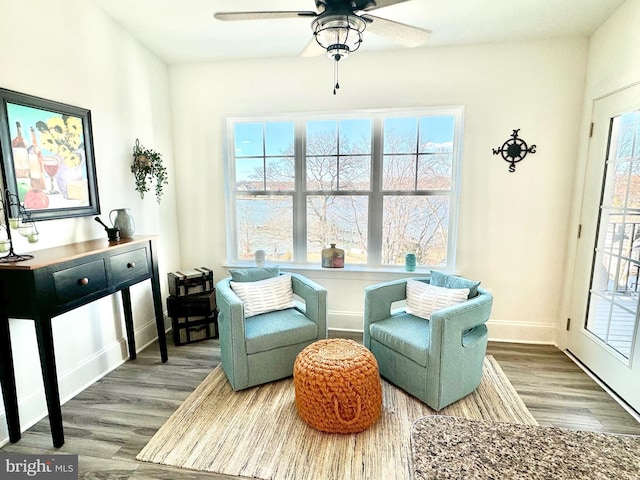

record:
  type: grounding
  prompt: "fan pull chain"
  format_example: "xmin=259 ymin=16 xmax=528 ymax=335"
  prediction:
xmin=333 ymin=56 xmax=341 ymax=95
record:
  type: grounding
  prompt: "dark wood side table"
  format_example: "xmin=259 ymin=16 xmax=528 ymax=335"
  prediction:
xmin=0 ymin=236 xmax=168 ymax=448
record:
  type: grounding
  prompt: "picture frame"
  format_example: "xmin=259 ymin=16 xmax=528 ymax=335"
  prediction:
xmin=0 ymin=88 xmax=100 ymax=221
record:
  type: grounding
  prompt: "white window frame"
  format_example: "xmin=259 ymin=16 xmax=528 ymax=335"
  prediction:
xmin=224 ymin=106 xmax=464 ymax=271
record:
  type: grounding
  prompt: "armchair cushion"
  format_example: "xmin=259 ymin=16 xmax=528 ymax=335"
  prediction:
xmin=429 ymin=271 xmax=480 ymax=298
xmin=229 ymin=266 xmax=280 ymax=282
xmin=369 ymin=313 xmax=430 ymax=366
xmin=245 ymin=308 xmax=318 ymax=354
xmin=230 ymin=274 xmax=294 ymax=317
xmin=405 ymin=280 xmax=469 ymax=320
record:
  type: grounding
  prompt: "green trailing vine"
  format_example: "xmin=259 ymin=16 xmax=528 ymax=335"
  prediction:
xmin=131 ymin=139 xmax=168 ymax=203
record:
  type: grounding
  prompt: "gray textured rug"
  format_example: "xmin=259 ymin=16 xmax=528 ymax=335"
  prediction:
xmin=411 ymin=416 xmax=640 ymax=480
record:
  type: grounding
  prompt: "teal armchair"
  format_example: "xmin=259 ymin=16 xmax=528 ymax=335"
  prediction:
xmin=215 ymin=272 xmax=328 ymax=390
xmin=364 ymin=277 xmax=493 ymax=411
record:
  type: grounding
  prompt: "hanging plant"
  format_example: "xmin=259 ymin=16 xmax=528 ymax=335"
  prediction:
xmin=131 ymin=139 xmax=168 ymax=203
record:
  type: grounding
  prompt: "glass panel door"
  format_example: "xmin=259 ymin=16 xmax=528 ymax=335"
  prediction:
xmin=567 ymin=83 xmax=640 ymax=414
xmin=586 ymin=111 xmax=640 ymax=360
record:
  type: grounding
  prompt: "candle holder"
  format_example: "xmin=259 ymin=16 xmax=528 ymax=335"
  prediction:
xmin=0 ymin=188 xmax=39 ymax=263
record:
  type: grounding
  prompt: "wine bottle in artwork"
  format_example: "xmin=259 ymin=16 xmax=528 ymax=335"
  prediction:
xmin=11 ymin=121 xmax=30 ymax=179
xmin=28 ymin=126 xmax=47 ymax=191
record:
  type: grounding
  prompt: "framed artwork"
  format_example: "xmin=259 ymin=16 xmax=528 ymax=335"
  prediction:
xmin=0 ymin=88 xmax=100 ymax=221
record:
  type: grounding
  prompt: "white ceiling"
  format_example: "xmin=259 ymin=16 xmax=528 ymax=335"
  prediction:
xmin=88 ymin=0 xmax=626 ymax=64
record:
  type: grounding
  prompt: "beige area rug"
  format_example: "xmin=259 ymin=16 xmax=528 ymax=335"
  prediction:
xmin=137 ymin=356 xmax=537 ymax=480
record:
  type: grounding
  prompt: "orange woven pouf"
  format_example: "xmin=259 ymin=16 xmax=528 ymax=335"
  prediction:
xmin=293 ymin=338 xmax=382 ymax=434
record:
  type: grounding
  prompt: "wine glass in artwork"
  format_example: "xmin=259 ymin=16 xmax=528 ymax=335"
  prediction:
xmin=42 ymin=155 xmax=60 ymax=194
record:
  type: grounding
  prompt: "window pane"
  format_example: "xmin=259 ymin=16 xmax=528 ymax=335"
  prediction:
xmin=628 ymin=161 xmax=640 ymax=208
xmin=265 ymin=157 xmax=295 ymax=190
xmin=384 ymin=117 xmax=417 ymax=154
xmin=234 ymin=123 xmax=263 ymax=157
xmin=307 ymin=195 xmax=368 ymax=264
xmin=235 ymin=195 xmax=293 ymax=262
xmin=338 ymin=155 xmax=370 ymax=190
xmin=307 ymin=156 xmax=337 ymax=190
xmin=617 ymin=112 xmax=637 ymax=160
xmin=265 ymin=122 xmax=294 ymax=156
xmin=635 ymin=112 xmax=640 ymax=157
xmin=382 ymin=195 xmax=450 ymax=267
xmin=417 ymin=153 xmax=453 ymax=190
xmin=339 ymin=119 xmax=371 ymax=154
xmin=236 ymin=158 xmax=263 ymax=190
xmin=419 ymin=116 xmax=454 ymax=153
xmin=382 ymin=155 xmax=416 ymax=190
xmin=307 ymin=120 xmax=337 ymax=155
xmin=612 ymin=162 xmax=630 ymax=207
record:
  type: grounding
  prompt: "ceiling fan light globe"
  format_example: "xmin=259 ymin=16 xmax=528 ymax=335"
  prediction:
xmin=312 ymin=14 xmax=365 ymax=57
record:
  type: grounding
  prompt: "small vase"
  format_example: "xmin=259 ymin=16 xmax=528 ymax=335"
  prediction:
xmin=255 ymin=250 xmax=265 ymax=267
xmin=405 ymin=253 xmax=417 ymax=272
xmin=110 ymin=208 xmax=135 ymax=238
xmin=321 ymin=244 xmax=345 ymax=268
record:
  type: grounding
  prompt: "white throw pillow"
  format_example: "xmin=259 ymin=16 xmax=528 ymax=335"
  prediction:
xmin=405 ymin=280 xmax=469 ymax=320
xmin=230 ymin=274 xmax=295 ymax=318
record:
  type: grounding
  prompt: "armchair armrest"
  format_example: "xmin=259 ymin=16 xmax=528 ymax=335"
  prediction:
xmin=289 ymin=272 xmax=328 ymax=337
xmin=215 ymin=278 xmax=248 ymax=350
xmin=429 ymin=287 xmax=493 ymax=347
xmin=431 ymin=288 xmax=493 ymax=331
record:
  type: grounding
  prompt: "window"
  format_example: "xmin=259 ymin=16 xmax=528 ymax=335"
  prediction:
xmin=225 ymin=107 xmax=463 ymax=269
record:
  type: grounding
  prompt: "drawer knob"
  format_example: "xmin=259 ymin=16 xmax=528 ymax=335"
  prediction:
xmin=78 ymin=277 xmax=89 ymax=286
xmin=127 ymin=262 xmax=136 ymax=269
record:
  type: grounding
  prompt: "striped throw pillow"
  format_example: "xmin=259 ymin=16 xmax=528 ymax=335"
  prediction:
xmin=230 ymin=274 xmax=295 ymax=318
xmin=405 ymin=280 xmax=469 ymax=320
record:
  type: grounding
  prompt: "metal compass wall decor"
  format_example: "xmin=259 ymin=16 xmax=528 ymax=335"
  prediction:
xmin=492 ymin=129 xmax=537 ymax=172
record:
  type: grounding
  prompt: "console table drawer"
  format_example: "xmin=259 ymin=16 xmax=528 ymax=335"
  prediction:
xmin=53 ymin=260 xmax=108 ymax=305
xmin=110 ymin=248 xmax=150 ymax=285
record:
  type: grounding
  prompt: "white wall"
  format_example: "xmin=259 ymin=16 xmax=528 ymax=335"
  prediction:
xmin=169 ymin=38 xmax=588 ymax=343
xmin=0 ymin=0 xmax=180 ymax=445
xmin=559 ymin=0 xmax=640 ymax=348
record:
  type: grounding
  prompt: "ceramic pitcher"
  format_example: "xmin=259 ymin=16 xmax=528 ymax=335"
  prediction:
xmin=110 ymin=208 xmax=135 ymax=238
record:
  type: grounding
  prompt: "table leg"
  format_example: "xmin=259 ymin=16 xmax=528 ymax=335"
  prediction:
xmin=148 ymin=239 xmax=168 ymax=363
xmin=0 ymin=312 xmax=21 ymax=443
xmin=34 ymin=315 xmax=64 ymax=448
xmin=121 ymin=287 xmax=136 ymax=360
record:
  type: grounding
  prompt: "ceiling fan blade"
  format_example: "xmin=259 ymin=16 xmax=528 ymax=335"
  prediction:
xmin=361 ymin=0 xmax=411 ymax=12
xmin=214 ymin=11 xmax=317 ymax=21
xmin=361 ymin=14 xmax=431 ymax=47
xmin=300 ymin=38 xmax=326 ymax=57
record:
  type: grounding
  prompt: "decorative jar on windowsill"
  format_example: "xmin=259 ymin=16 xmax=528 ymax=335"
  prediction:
xmin=321 ymin=244 xmax=344 ymax=268
xmin=405 ymin=253 xmax=416 ymax=272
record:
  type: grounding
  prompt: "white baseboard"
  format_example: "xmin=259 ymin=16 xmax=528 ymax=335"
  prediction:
xmin=487 ymin=319 xmax=556 ymax=344
xmin=0 ymin=318 xmax=162 ymax=447
xmin=328 ymin=311 xmax=365 ymax=331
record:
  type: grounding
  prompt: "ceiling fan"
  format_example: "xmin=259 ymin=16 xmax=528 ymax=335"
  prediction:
xmin=214 ymin=0 xmax=431 ymax=93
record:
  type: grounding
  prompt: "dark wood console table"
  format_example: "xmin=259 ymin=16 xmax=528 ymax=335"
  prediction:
xmin=0 ymin=236 xmax=168 ymax=448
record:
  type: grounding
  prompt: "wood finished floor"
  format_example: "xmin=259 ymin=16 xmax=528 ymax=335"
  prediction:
xmin=1 ymin=333 xmax=639 ymax=479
